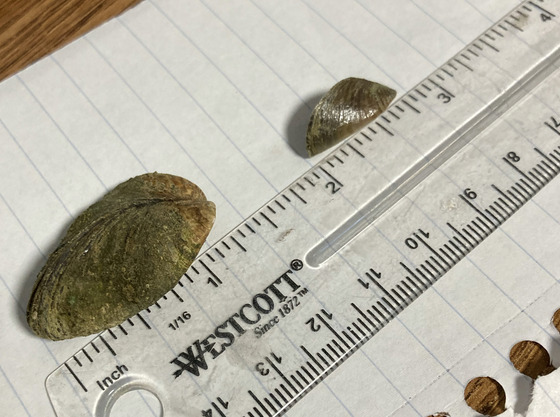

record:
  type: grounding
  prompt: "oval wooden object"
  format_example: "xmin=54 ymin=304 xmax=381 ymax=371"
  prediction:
xmin=464 ymin=376 xmax=506 ymax=416
xmin=553 ymin=308 xmax=560 ymax=333
xmin=510 ymin=340 xmax=555 ymax=379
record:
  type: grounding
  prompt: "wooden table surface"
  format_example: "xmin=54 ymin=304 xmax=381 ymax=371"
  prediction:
xmin=0 ymin=0 xmax=141 ymax=83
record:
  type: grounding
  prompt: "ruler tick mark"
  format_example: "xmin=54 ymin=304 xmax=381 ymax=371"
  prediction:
xmin=375 ymin=121 xmax=394 ymax=136
xmin=544 ymin=120 xmax=560 ymax=136
xmin=265 ymin=356 xmax=297 ymax=394
xmin=82 ymin=348 xmax=92 ymax=362
xmin=201 ymin=260 xmax=222 ymax=287
xmin=260 ymin=212 xmax=278 ymax=228
xmin=231 ymin=236 xmax=246 ymax=252
xmin=296 ymin=370 xmax=308 ymax=386
xmin=505 ymin=19 xmax=523 ymax=31
xmin=275 ymin=387 xmax=288 ymax=403
xmin=529 ymin=1 xmax=556 ymax=16
xmin=118 ymin=324 xmax=128 ymax=336
xmin=362 ymin=132 xmax=373 ymax=141
xmin=248 ymin=390 xmax=272 ymax=417
xmin=485 ymin=207 xmax=502 ymax=224
xmin=319 ymin=167 xmax=343 ymax=187
xmin=512 ymin=182 xmax=529 ymax=199
xmin=352 ymin=321 xmax=367 ymax=337
xmin=467 ymin=222 xmax=483 ymax=241
xmin=264 ymin=397 xmax=277 ymax=413
xmin=479 ymin=38 xmax=500 ymax=52
xmin=321 ymin=348 xmax=335 ymax=363
xmin=290 ymin=188 xmax=307 ymax=204
xmin=347 ymin=143 xmax=365 ymax=158
xmin=391 ymin=287 xmax=408 ymax=306
xmin=137 ymin=313 xmax=151 ymax=329
xmin=333 ymin=155 xmax=343 ymax=164
xmin=100 ymin=335 xmax=116 ymax=356
xmin=65 ymin=363 xmax=87 ymax=392
xmin=491 ymin=28 xmax=504 ymax=37
xmin=292 ymin=374 xmax=304 ymax=390
xmin=304 ymin=177 xmax=315 ymax=188
xmin=467 ymin=48 xmax=479 ymax=57
xmin=171 ymin=289 xmax=184 ymax=302
xmin=211 ymin=402 xmax=226 ymax=417
xmin=269 ymin=392 xmax=282 ymax=408
xmin=430 ymin=79 xmax=455 ymax=97
xmin=402 ymin=99 xmax=421 ymax=113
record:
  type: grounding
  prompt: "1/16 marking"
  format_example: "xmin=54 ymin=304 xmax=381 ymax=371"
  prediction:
xmin=168 ymin=311 xmax=192 ymax=331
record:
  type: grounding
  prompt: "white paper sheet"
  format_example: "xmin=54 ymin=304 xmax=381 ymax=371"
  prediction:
xmin=2 ymin=1 xmax=559 ymax=416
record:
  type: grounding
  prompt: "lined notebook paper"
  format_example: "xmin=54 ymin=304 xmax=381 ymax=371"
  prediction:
xmin=4 ymin=1 xmax=559 ymax=416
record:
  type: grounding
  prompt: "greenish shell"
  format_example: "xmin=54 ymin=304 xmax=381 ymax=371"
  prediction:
xmin=27 ymin=173 xmax=215 ymax=340
xmin=306 ymin=77 xmax=396 ymax=157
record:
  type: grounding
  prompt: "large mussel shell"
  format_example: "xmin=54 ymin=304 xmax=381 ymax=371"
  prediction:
xmin=27 ymin=173 xmax=215 ymax=340
xmin=306 ymin=77 xmax=396 ymax=157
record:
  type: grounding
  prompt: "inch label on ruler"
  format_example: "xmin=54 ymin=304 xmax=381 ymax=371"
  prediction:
xmin=46 ymin=1 xmax=560 ymax=416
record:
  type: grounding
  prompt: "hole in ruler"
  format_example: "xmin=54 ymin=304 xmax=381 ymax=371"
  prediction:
xmin=109 ymin=389 xmax=163 ymax=417
xmin=94 ymin=377 xmax=164 ymax=417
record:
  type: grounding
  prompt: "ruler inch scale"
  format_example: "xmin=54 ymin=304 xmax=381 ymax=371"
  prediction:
xmin=46 ymin=1 xmax=560 ymax=416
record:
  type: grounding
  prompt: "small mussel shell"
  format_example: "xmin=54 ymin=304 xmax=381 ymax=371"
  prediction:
xmin=27 ymin=173 xmax=215 ymax=340
xmin=306 ymin=77 xmax=396 ymax=157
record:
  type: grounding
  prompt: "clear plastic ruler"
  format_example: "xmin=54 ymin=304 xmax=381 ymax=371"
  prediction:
xmin=46 ymin=1 xmax=560 ymax=416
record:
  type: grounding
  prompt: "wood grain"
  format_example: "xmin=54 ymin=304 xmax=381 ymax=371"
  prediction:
xmin=509 ymin=340 xmax=555 ymax=379
xmin=0 ymin=0 xmax=141 ymax=82
xmin=464 ymin=377 xmax=506 ymax=416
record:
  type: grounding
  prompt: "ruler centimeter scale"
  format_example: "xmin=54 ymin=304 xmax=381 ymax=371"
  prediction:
xmin=47 ymin=1 xmax=560 ymax=416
